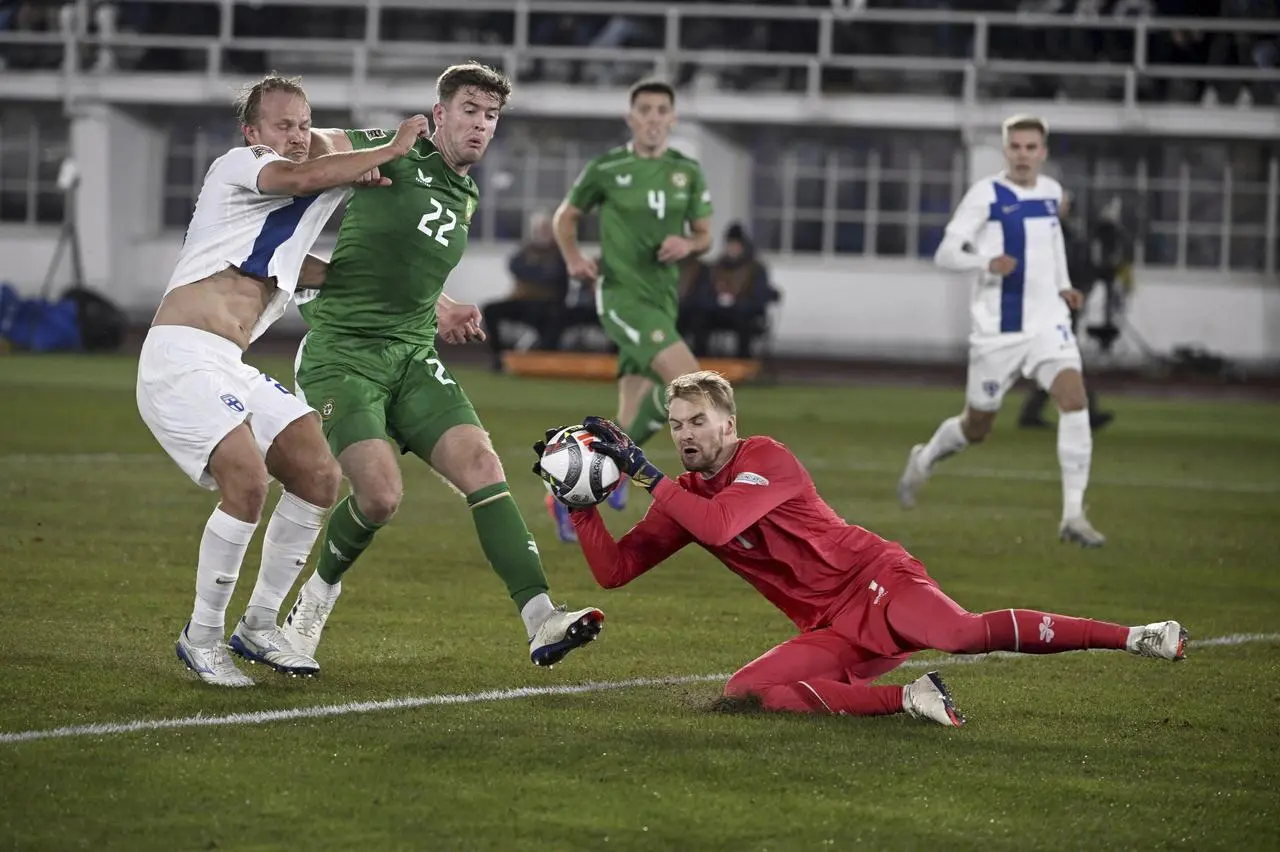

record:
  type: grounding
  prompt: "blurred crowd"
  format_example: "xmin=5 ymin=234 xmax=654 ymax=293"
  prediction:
xmin=2 ymin=0 xmax=1275 ymax=104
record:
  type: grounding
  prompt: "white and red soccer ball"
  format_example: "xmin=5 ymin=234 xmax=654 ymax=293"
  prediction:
xmin=540 ymin=426 xmax=622 ymax=508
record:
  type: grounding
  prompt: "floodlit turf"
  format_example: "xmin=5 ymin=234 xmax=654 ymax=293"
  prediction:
xmin=1 ymin=353 xmax=1277 ymax=851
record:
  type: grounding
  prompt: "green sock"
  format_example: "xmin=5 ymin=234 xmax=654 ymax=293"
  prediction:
xmin=468 ymin=482 xmax=549 ymax=611
xmin=316 ymin=495 xmax=383 ymax=585
xmin=626 ymin=384 xmax=668 ymax=448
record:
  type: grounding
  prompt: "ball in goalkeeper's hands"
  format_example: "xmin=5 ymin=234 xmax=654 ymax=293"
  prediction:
xmin=539 ymin=425 xmax=621 ymax=508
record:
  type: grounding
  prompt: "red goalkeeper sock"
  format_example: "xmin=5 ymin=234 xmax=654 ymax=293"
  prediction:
xmin=980 ymin=609 xmax=1128 ymax=654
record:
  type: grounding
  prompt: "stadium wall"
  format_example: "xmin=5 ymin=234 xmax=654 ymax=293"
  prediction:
xmin=1 ymin=230 xmax=1275 ymax=365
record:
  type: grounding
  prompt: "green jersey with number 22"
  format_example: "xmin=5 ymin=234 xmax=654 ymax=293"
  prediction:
xmin=297 ymin=131 xmax=479 ymax=346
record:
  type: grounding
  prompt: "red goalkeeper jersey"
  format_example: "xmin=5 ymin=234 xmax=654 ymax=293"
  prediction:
xmin=571 ymin=436 xmax=908 ymax=631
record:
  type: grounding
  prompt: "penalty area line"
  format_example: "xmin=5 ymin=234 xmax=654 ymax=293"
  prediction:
xmin=1 ymin=632 xmax=1276 ymax=745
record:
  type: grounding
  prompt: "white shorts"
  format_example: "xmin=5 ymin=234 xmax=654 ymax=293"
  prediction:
xmin=136 ymin=325 xmax=314 ymax=490
xmin=966 ymin=323 xmax=1083 ymax=412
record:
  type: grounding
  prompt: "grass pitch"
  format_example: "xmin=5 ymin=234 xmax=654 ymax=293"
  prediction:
xmin=0 ymin=353 xmax=1277 ymax=852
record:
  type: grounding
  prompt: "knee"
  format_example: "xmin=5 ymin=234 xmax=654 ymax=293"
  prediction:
xmin=961 ymin=410 xmax=994 ymax=443
xmin=1051 ymin=370 xmax=1088 ymax=413
xmin=927 ymin=612 xmax=988 ymax=655
xmin=455 ymin=444 xmax=506 ymax=495
xmin=219 ymin=465 xmax=270 ymax=522
xmin=292 ymin=454 xmax=342 ymax=508
xmin=724 ymin=663 xmax=774 ymax=698
xmin=473 ymin=448 xmax=505 ymax=485
xmin=1055 ymin=386 xmax=1089 ymax=414
xmin=354 ymin=482 xmax=402 ymax=524
xmin=311 ymin=456 xmax=343 ymax=508
xmin=723 ymin=672 xmax=755 ymax=699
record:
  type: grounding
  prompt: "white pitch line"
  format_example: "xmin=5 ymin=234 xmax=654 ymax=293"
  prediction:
xmin=2 ymin=632 xmax=1276 ymax=746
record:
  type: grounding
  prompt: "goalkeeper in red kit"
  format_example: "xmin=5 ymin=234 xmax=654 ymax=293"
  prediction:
xmin=533 ymin=371 xmax=1188 ymax=727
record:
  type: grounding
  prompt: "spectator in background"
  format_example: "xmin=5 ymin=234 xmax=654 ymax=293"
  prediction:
xmin=680 ymin=222 xmax=778 ymax=360
xmin=482 ymin=210 xmax=571 ymax=371
xmin=1208 ymin=0 xmax=1279 ymax=106
xmin=1148 ymin=0 xmax=1212 ymax=103
xmin=0 ymin=0 xmax=62 ymax=70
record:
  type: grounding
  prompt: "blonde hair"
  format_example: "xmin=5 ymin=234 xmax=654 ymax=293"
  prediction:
xmin=665 ymin=371 xmax=736 ymax=418
xmin=234 ymin=73 xmax=307 ymax=127
xmin=1002 ymin=114 xmax=1048 ymax=145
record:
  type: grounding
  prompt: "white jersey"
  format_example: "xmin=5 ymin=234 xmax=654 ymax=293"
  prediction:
xmin=935 ymin=172 xmax=1071 ymax=338
xmin=166 ymin=144 xmax=350 ymax=343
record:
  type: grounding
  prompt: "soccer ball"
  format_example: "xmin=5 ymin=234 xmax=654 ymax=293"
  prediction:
xmin=540 ymin=426 xmax=621 ymax=508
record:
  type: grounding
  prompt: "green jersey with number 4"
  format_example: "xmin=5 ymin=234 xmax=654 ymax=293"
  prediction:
xmin=297 ymin=131 xmax=479 ymax=346
xmin=567 ymin=145 xmax=713 ymax=316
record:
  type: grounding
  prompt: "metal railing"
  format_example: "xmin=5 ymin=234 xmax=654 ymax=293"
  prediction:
xmin=1 ymin=106 xmax=1275 ymax=274
xmin=159 ymin=127 xmax=1279 ymax=274
xmin=1 ymin=3 xmax=1276 ymax=272
xmin=0 ymin=0 xmax=1277 ymax=111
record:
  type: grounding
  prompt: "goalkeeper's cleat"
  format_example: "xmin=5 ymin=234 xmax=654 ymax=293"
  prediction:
xmin=902 ymin=671 xmax=965 ymax=727
xmin=280 ymin=578 xmax=341 ymax=660
xmin=1059 ymin=514 xmax=1106 ymax=548
xmin=544 ymin=492 xmax=578 ymax=543
xmin=229 ymin=618 xmax=320 ymax=676
xmin=607 ymin=477 xmax=629 ymax=511
xmin=897 ymin=444 xmax=929 ymax=510
xmin=1126 ymin=621 xmax=1188 ymax=661
xmin=176 ymin=623 xmax=254 ymax=688
xmin=529 ymin=605 xmax=604 ymax=667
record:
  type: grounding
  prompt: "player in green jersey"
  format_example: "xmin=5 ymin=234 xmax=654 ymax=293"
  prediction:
xmin=550 ymin=79 xmax=713 ymax=537
xmin=284 ymin=63 xmax=604 ymax=669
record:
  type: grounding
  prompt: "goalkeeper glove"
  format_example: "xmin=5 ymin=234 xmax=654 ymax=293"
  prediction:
xmin=582 ymin=415 xmax=666 ymax=492
xmin=531 ymin=425 xmax=573 ymax=489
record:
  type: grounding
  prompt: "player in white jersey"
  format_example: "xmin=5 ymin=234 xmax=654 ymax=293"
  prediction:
xmin=136 ymin=74 xmax=428 ymax=686
xmin=897 ymin=115 xmax=1105 ymax=547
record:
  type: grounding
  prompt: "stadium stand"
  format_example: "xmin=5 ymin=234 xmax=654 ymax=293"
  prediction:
xmin=0 ymin=0 xmax=1276 ymax=374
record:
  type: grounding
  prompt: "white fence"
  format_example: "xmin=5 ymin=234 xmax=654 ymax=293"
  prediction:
xmin=0 ymin=0 xmax=1277 ymax=112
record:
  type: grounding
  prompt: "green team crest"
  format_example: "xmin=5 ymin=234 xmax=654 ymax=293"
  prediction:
xmin=465 ymin=197 xmax=476 ymax=224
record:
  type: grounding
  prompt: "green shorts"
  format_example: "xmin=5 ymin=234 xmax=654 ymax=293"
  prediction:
xmin=597 ymin=294 xmax=681 ymax=381
xmin=294 ymin=332 xmax=481 ymax=460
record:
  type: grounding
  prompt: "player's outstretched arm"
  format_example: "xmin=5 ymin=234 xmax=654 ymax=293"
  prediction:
xmin=649 ymin=475 xmax=800 ymax=548
xmin=532 ymin=431 xmax=689 ymax=586
xmin=583 ymin=419 xmax=804 ymax=548
xmin=650 ymin=446 xmax=804 ymax=547
xmin=571 ymin=506 xmax=692 ymax=589
xmin=256 ymin=115 xmax=427 ymax=196
xmin=309 ymin=127 xmax=354 ymax=156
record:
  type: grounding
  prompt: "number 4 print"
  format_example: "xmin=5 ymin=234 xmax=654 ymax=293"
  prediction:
xmin=647 ymin=189 xmax=666 ymax=219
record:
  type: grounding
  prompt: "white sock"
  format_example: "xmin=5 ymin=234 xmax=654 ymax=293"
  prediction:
xmin=919 ymin=415 xmax=969 ymax=469
xmin=304 ymin=569 xmax=342 ymax=602
xmin=1058 ymin=409 xmax=1092 ymax=521
xmin=189 ymin=508 xmax=258 ymax=646
xmin=244 ymin=492 xmax=328 ymax=630
xmin=520 ymin=593 xmax=555 ymax=640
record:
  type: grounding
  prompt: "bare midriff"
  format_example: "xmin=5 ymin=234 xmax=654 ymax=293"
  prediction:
xmin=151 ymin=266 xmax=276 ymax=350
